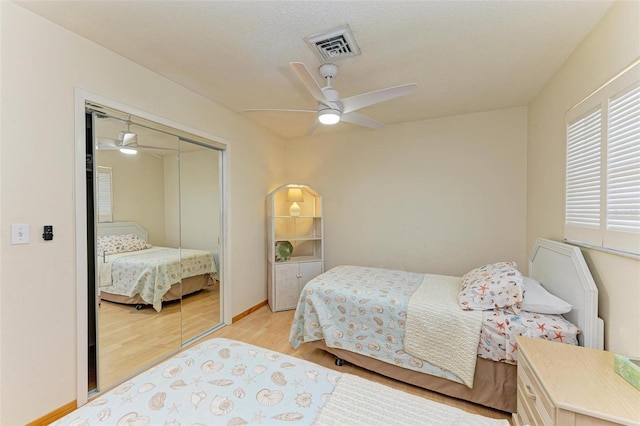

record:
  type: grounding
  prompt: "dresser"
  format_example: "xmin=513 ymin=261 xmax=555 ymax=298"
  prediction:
xmin=514 ymin=336 xmax=640 ymax=426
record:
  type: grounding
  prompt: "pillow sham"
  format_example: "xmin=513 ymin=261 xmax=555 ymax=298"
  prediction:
xmin=458 ymin=261 xmax=523 ymax=313
xmin=97 ymin=234 xmax=151 ymax=255
xmin=521 ymin=276 xmax=572 ymax=314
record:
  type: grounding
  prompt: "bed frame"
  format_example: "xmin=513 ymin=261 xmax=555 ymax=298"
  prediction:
xmin=309 ymin=238 xmax=603 ymax=413
xmin=96 ymin=221 xmax=215 ymax=309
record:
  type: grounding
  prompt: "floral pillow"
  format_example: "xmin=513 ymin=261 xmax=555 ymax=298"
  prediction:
xmin=97 ymin=234 xmax=151 ymax=255
xmin=458 ymin=261 xmax=523 ymax=313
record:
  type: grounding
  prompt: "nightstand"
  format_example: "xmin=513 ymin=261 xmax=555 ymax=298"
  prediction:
xmin=514 ymin=336 xmax=640 ymax=426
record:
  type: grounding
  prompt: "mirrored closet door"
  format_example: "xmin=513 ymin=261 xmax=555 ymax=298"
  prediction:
xmin=87 ymin=103 xmax=224 ymax=391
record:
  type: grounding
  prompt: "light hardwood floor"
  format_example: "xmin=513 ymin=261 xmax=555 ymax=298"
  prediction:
xmin=208 ymin=305 xmax=513 ymax=424
xmin=97 ymin=283 xmax=220 ymax=388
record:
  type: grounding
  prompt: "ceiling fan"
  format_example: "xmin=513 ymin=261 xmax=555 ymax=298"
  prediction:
xmin=96 ymin=121 xmax=175 ymax=155
xmin=245 ymin=62 xmax=418 ymax=135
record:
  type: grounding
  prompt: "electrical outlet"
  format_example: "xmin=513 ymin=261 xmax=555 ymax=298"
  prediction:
xmin=11 ymin=224 xmax=29 ymax=244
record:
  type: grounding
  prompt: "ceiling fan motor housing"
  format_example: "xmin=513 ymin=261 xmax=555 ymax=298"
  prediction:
xmin=318 ymin=63 xmax=338 ymax=79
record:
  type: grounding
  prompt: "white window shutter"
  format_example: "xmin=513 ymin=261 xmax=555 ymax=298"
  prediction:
xmin=565 ymin=108 xmax=602 ymax=244
xmin=605 ymin=84 xmax=640 ymax=253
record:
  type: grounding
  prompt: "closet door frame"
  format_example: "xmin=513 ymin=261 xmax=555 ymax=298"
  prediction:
xmin=73 ymin=89 xmax=232 ymax=406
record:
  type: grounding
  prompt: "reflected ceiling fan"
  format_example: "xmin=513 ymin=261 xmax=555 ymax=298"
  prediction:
xmin=96 ymin=121 xmax=175 ymax=155
xmin=245 ymin=62 xmax=418 ymax=135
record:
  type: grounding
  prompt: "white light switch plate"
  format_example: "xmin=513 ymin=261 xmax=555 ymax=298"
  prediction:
xmin=11 ymin=224 xmax=29 ymax=244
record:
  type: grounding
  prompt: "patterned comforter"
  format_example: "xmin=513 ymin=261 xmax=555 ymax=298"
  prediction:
xmin=289 ymin=265 xmax=580 ymax=385
xmin=99 ymin=247 xmax=217 ymax=312
xmin=53 ymin=338 xmax=508 ymax=426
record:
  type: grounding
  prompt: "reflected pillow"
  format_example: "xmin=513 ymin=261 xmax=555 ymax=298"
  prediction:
xmin=521 ymin=276 xmax=572 ymax=314
xmin=458 ymin=261 xmax=523 ymax=313
xmin=97 ymin=234 xmax=151 ymax=255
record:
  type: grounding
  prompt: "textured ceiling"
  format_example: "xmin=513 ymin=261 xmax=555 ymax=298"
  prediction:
xmin=17 ymin=1 xmax=614 ymax=139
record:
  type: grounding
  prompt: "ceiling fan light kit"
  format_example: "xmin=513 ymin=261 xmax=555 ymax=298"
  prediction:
xmin=119 ymin=147 xmax=138 ymax=155
xmin=318 ymin=108 xmax=341 ymax=125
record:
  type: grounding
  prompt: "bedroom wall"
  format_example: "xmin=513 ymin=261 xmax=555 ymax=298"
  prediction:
xmin=98 ymin=151 xmax=167 ymax=245
xmin=0 ymin=2 xmax=286 ymax=424
xmin=164 ymin=149 xmax=221 ymax=251
xmin=527 ymin=0 xmax=640 ymax=356
xmin=285 ymin=107 xmax=528 ymax=277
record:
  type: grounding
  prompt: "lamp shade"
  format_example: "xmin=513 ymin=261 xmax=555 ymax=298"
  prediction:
xmin=286 ymin=188 xmax=304 ymax=202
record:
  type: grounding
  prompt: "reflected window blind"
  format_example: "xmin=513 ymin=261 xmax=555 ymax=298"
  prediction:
xmin=97 ymin=166 xmax=113 ymax=223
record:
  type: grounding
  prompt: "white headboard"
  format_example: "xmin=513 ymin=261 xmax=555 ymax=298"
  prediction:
xmin=529 ymin=238 xmax=604 ymax=349
xmin=97 ymin=221 xmax=148 ymax=242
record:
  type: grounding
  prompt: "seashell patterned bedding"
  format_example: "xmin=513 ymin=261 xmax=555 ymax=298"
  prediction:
xmin=52 ymin=338 xmax=508 ymax=425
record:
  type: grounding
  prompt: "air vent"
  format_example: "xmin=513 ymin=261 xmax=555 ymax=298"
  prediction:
xmin=305 ymin=24 xmax=361 ymax=62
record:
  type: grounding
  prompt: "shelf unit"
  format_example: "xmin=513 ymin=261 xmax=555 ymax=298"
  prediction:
xmin=267 ymin=184 xmax=324 ymax=312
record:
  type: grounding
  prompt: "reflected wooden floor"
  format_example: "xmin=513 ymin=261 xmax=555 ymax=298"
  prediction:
xmin=209 ymin=306 xmax=513 ymax=424
xmin=97 ymin=283 xmax=220 ymax=389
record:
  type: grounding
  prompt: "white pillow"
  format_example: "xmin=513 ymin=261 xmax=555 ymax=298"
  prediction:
xmin=521 ymin=276 xmax=572 ymax=314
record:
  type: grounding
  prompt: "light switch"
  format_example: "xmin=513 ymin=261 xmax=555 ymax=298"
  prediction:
xmin=11 ymin=224 xmax=29 ymax=244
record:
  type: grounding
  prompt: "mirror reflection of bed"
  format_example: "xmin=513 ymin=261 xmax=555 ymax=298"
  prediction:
xmin=96 ymin=222 xmax=221 ymax=387
xmin=92 ymin=108 xmax=223 ymax=391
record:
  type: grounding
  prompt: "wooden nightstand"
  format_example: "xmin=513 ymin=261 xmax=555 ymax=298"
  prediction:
xmin=514 ymin=336 xmax=640 ymax=426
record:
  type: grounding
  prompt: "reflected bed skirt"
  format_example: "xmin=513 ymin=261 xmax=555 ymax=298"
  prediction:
xmin=99 ymin=274 xmax=215 ymax=306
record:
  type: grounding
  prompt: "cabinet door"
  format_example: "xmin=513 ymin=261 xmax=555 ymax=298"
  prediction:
xmin=274 ymin=263 xmax=301 ymax=311
xmin=299 ymin=261 xmax=323 ymax=288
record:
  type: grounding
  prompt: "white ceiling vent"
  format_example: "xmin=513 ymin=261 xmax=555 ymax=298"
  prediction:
xmin=305 ymin=24 xmax=361 ymax=62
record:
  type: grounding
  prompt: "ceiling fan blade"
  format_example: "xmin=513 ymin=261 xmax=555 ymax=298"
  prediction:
xmin=244 ymin=108 xmax=317 ymax=113
xmin=341 ymin=111 xmax=385 ymax=130
xmin=341 ymin=83 xmax=418 ymax=114
xmin=290 ymin=62 xmax=331 ymax=108
xmin=305 ymin=120 xmax=321 ymax=136
xmin=96 ymin=137 xmax=119 ymax=150
xmin=136 ymin=144 xmax=176 ymax=151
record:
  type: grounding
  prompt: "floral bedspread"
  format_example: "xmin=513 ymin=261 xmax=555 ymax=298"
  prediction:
xmin=53 ymin=338 xmax=338 ymax=425
xmin=99 ymin=247 xmax=216 ymax=312
xmin=289 ymin=265 xmax=465 ymax=384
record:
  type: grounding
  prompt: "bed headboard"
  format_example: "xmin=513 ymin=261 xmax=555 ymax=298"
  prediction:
xmin=529 ymin=238 xmax=604 ymax=349
xmin=97 ymin=221 xmax=148 ymax=242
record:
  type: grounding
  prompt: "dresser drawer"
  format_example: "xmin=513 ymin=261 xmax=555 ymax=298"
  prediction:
xmin=518 ymin=354 xmax=555 ymax=425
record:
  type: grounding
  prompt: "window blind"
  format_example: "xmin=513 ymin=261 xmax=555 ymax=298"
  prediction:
xmin=565 ymin=62 xmax=640 ymax=256
xmin=566 ymin=109 xmax=602 ymax=229
xmin=606 ymin=85 xmax=640 ymax=233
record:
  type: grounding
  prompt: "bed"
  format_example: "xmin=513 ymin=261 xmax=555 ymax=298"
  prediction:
xmin=53 ymin=337 xmax=509 ymax=425
xmin=97 ymin=222 xmax=218 ymax=312
xmin=289 ymin=238 xmax=604 ymax=413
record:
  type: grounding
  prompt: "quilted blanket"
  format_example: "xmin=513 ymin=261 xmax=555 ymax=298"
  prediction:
xmin=405 ymin=274 xmax=483 ymax=388
xmin=315 ymin=374 xmax=508 ymax=426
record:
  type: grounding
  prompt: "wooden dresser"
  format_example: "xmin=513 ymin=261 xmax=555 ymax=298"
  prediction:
xmin=514 ymin=336 xmax=640 ymax=426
